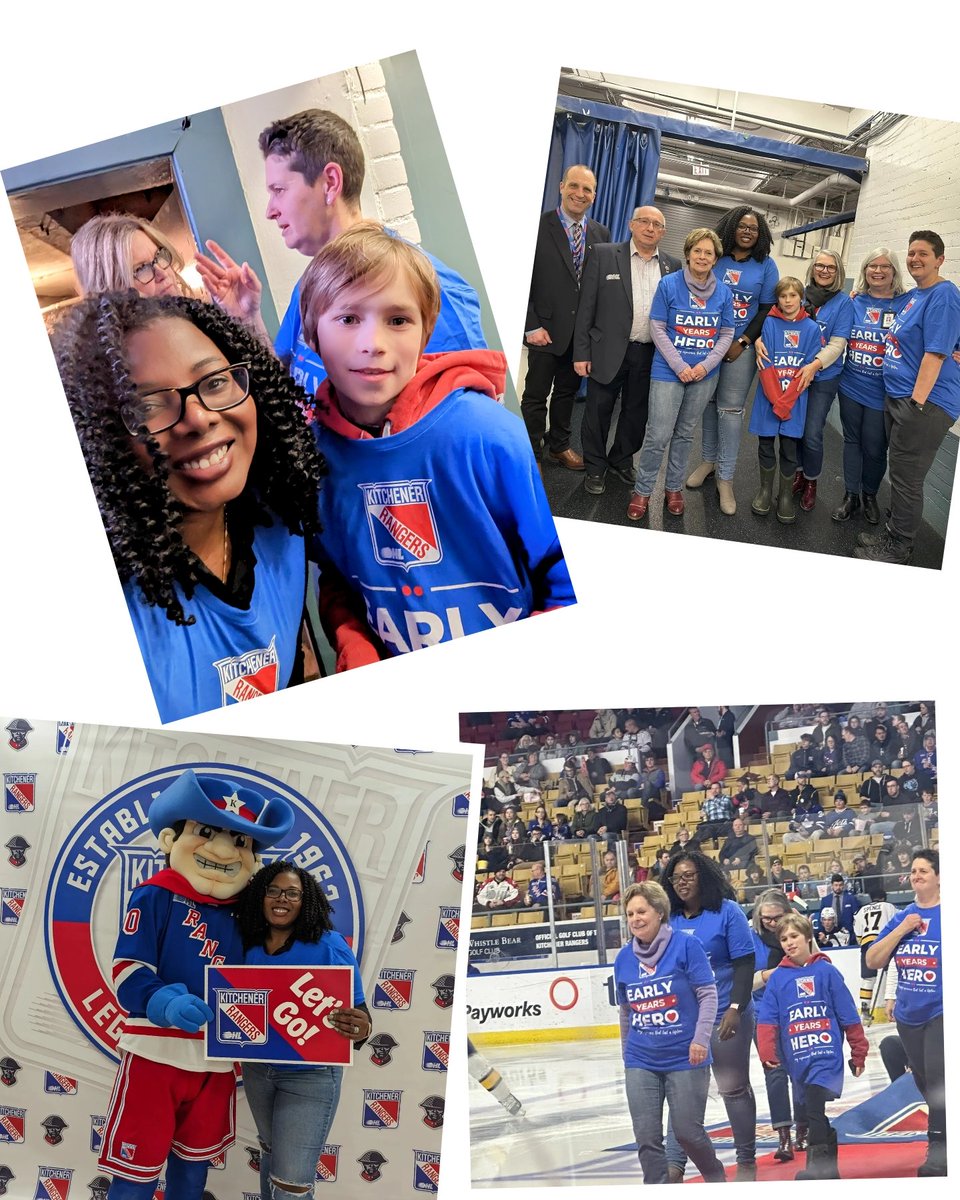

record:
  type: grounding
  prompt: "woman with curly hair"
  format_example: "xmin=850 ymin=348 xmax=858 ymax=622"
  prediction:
xmin=71 ymin=213 xmax=196 ymax=299
xmin=237 ymin=861 xmax=371 ymax=1199
xmin=51 ymin=293 xmax=345 ymax=722
xmin=661 ymin=848 xmax=757 ymax=1180
xmin=687 ymin=206 xmax=779 ymax=514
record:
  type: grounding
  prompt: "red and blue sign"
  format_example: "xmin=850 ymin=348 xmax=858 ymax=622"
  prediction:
xmin=205 ymin=965 xmax=354 ymax=1065
xmin=44 ymin=764 xmax=363 ymax=1061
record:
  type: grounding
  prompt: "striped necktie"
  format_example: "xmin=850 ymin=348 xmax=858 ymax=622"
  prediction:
xmin=571 ymin=222 xmax=584 ymax=278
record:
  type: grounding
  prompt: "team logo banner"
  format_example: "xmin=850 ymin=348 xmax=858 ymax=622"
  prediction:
xmin=45 ymin=763 xmax=363 ymax=1061
xmin=359 ymin=480 xmax=443 ymax=569
xmin=205 ymin=965 xmax=354 ymax=1065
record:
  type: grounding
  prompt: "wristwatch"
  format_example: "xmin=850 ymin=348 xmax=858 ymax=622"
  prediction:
xmin=728 ymin=1002 xmax=741 ymax=1012
xmin=909 ymin=397 xmax=926 ymax=411
xmin=737 ymin=336 xmax=750 ymax=348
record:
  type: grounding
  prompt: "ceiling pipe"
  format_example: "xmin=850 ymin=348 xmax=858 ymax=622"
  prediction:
xmin=657 ymin=172 xmax=803 ymax=211
xmin=789 ymin=172 xmax=860 ymax=207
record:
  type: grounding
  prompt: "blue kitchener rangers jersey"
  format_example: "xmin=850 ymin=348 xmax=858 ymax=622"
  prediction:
xmin=124 ymin=520 xmax=306 ymax=723
xmin=113 ymin=871 xmax=243 ymax=1071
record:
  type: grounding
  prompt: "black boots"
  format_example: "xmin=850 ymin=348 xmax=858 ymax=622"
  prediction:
xmin=832 ymin=492 xmax=860 ymax=522
xmin=795 ymin=1129 xmax=839 ymax=1180
xmin=774 ymin=1126 xmax=795 ymax=1162
xmin=752 ymin=467 xmax=776 ymax=515
xmin=916 ymin=1135 xmax=947 ymax=1176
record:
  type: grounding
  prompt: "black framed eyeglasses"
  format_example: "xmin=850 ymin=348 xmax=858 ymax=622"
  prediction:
xmin=121 ymin=363 xmax=252 ymax=435
xmin=265 ymin=886 xmax=303 ymax=901
xmin=132 ymin=244 xmax=173 ymax=285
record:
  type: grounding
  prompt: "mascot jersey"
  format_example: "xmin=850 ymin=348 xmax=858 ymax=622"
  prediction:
xmin=748 ymin=311 xmax=823 ymax=438
xmin=875 ymin=902 xmax=941 ymax=1025
xmin=313 ymin=350 xmax=575 ymax=658
xmin=113 ymin=869 xmax=243 ymax=1073
xmin=757 ymin=952 xmax=866 ymax=1097
xmin=276 ymin=247 xmax=487 ymax=407
xmin=123 ymin=521 xmax=306 ymax=723
xmin=614 ymin=931 xmax=716 ymax=1072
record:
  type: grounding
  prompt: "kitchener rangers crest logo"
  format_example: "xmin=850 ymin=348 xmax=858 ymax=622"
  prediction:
xmin=435 ymin=906 xmax=459 ymax=949
xmin=359 ymin=480 xmax=443 ymax=570
xmin=213 ymin=636 xmax=280 ymax=705
xmin=0 ymin=1107 xmax=25 ymax=1143
xmin=865 ymin=307 xmax=881 ymax=325
xmin=413 ymin=1150 xmax=441 ymax=1193
xmin=316 ymin=1144 xmax=339 ymax=1182
xmin=363 ymin=1089 xmax=402 ymax=1129
xmin=4 ymin=773 xmax=36 ymax=813
xmin=784 ymin=331 xmax=800 ymax=349
xmin=373 ymin=969 xmax=415 ymax=1010
xmin=723 ymin=269 xmax=742 ymax=286
xmin=1 ymin=891 xmax=25 ymax=926
xmin=689 ymin=293 xmax=707 ymax=309
xmin=43 ymin=1073 xmax=77 ymax=1095
xmin=45 ymin=764 xmax=363 ymax=1061
xmin=421 ymin=1031 xmax=449 ymax=1072
xmin=34 ymin=1166 xmax=73 ymax=1200
xmin=214 ymin=988 xmax=269 ymax=1045
xmin=796 ymin=976 xmax=816 ymax=999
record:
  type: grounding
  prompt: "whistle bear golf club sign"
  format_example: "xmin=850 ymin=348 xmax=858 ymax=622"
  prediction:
xmin=205 ymin=964 xmax=354 ymax=1065
xmin=45 ymin=764 xmax=363 ymax=1061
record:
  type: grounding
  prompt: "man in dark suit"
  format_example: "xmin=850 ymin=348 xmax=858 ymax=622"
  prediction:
xmin=522 ymin=165 xmax=610 ymax=471
xmin=573 ymin=206 xmax=680 ymax=493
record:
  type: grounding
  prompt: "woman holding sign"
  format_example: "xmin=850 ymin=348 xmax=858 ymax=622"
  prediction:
xmin=865 ymin=848 xmax=945 ymax=1176
xmin=614 ymin=881 xmax=727 ymax=1184
xmin=238 ymin=862 xmax=371 ymax=1199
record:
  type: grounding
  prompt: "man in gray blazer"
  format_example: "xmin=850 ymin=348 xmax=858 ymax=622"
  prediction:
xmin=573 ymin=206 xmax=680 ymax=493
xmin=523 ymin=165 xmax=611 ymax=471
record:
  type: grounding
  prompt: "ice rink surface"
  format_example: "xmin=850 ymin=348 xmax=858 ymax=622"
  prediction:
xmin=470 ymin=1023 xmax=908 ymax=1187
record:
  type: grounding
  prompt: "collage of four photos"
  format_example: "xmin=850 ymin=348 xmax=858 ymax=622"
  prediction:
xmin=0 ymin=19 xmax=955 ymax=1200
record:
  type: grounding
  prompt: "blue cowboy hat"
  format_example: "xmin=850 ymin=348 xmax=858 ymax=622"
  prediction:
xmin=148 ymin=769 xmax=294 ymax=848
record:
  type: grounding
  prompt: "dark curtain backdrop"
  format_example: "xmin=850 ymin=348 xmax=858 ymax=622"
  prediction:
xmin=542 ymin=111 xmax=661 ymax=241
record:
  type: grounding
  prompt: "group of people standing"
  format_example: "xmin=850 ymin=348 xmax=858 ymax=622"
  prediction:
xmin=524 ymin=163 xmax=960 ymax=564
xmin=53 ymin=109 xmax=572 ymax=722
xmin=614 ymin=846 xmax=944 ymax=1183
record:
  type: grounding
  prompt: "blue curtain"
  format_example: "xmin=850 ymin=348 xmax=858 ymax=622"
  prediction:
xmin=542 ymin=112 xmax=661 ymax=241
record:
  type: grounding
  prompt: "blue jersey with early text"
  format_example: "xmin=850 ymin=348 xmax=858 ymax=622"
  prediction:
xmin=650 ymin=272 xmax=736 ymax=381
xmin=875 ymin=902 xmax=942 ymax=1026
xmin=883 ymin=282 xmax=960 ymax=418
xmin=748 ymin=313 xmax=822 ymax=438
xmin=714 ymin=256 xmax=779 ymax=336
xmin=615 ymin=931 xmax=716 ymax=1072
xmin=671 ymin=899 xmax=755 ymax=1012
xmin=840 ymin=292 xmax=912 ymax=410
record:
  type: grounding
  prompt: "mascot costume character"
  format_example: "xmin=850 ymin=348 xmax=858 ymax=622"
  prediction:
xmin=97 ymin=769 xmax=294 ymax=1197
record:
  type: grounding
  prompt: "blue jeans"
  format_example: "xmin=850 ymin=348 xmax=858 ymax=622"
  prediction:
xmin=800 ymin=377 xmax=840 ymax=479
xmin=625 ymin=1063 xmax=725 ymax=1184
xmin=702 ymin=352 xmax=756 ymax=480
xmin=753 ymin=1031 xmax=806 ymax=1128
xmin=243 ymin=1063 xmax=343 ymax=1199
xmin=838 ymin=391 xmax=887 ymax=494
xmin=668 ymin=1003 xmax=757 ymax=1168
xmin=634 ymin=375 xmax=718 ymax=495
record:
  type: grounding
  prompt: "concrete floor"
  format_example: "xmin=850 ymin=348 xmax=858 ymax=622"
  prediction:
xmin=542 ymin=392 xmax=946 ymax=571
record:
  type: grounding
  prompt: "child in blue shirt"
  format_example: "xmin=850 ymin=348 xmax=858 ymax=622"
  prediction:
xmin=758 ymin=912 xmax=868 ymax=1180
xmin=298 ymin=222 xmax=575 ymax=667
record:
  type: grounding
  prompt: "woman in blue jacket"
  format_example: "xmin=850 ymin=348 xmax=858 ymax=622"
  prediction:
xmin=615 ymin=881 xmax=726 ymax=1184
xmin=238 ymin=862 xmax=372 ymax=1200
xmin=662 ymin=849 xmax=757 ymax=1180
xmin=856 ymin=231 xmax=960 ymax=564
xmin=866 ymin=848 xmax=944 ymax=1175
xmin=833 ymin=248 xmax=910 ymax=524
xmin=627 ymin=229 xmax=735 ymax=520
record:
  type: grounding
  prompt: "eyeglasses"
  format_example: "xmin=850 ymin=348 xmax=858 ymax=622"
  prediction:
xmin=737 ymin=223 xmax=759 ymax=233
xmin=265 ymin=886 xmax=303 ymax=901
xmin=760 ymin=914 xmax=781 ymax=924
xmin=813 ymin=263 xmax=837 ymax=273
xmin=132 ymin=245 xmax=174 ymax=285
xmin=632 ymin=217 xmax=665 ymax=230
xmin=670 ymin=871 xmax=698 ymax=884
xmin=121 ymin=363 xmax=252 ymax=435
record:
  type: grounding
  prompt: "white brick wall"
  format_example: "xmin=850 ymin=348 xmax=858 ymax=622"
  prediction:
xmin=846 ymin=115 xmax=960 ymax=285
xmin=347 ymin=65 xmax=421 ymax=244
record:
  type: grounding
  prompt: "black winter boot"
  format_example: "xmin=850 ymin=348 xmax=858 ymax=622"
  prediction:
xmin=774 ymin=1126 xmax=795 ymax=1162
